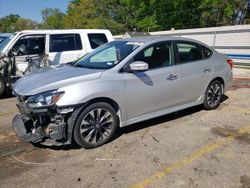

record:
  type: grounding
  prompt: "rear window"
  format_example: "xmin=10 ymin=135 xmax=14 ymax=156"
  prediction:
xmin=49 ymin=34 xmax=82 ymax=52
xmin=88 ymin=33 xmax=108 ymax=49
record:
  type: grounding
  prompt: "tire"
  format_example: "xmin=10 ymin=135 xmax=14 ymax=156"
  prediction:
xmin=73 ymin=102 xmax=119 ymax=149
xmin=0 ymin=75 xmax=6 ymax=97
xmin=203 ymin=80 xmax=223 ymax=110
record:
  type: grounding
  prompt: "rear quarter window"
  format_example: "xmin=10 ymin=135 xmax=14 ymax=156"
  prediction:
xmin=49 ymin=34 xmax=82 ymax=52
xmin=88 ymin=33 xmax=108 ymax=49
xmin=202 ymin=46 xmax=213 ymax=59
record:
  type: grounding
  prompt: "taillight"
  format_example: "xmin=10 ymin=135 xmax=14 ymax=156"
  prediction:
xmin=227 ymin=59 xmax=233 ymax=69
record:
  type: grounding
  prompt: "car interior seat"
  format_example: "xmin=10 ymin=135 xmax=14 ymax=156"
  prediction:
xmin=189 ymin=48 xmax=202 ymax=60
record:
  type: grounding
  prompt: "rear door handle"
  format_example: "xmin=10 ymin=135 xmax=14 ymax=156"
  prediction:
xmin=167 ymin=74 xmax=178 ymax=81
xmin=203 ymin=68 xmax=211 ymax=73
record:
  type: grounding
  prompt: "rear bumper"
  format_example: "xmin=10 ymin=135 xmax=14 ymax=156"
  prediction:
xmin=224 ymin=70 xmax=233 ymax=92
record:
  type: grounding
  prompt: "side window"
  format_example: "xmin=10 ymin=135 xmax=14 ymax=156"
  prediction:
xmin=49 ymin=34 xmax=82 ymax=52
xmin=12 ymin=35 xmax=45 ymax=56
xmin=134 ymin=42 xmax=172 ymax=70
xmin=88 ymin=33 xmax=108 ymax=49
xmin=202 ymin=46 xmax=212 ymax=59
xmin=144 ymin=47 xmax=153 ymax=57
xmin=176 ymin=42 xmax=203 ymax=63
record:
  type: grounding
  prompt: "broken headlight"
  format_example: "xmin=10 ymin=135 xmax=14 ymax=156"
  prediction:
xmin=26 ymin=90 xmax=64 ymax=108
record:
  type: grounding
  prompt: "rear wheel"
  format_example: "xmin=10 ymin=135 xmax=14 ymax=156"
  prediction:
xmin=73 ymin=102 xmax=119 ymax=149
xmin=0 ymin=75 xmax=6 ymax=97
xmin=203 ymin=80 xmax=223 ymax=110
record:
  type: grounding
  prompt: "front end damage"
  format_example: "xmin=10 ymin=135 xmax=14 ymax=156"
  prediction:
xmin=12 ymin=94 xmax=81 ymax=146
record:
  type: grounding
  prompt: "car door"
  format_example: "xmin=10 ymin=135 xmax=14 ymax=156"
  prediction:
xmin=174 ymin=41 xmax=213 ymax=104
xmin=10 ymin=35 xmax=46 ymax=75
xmin=48 ymin=33 xmax=83 ymax=65
xmin=124 ymin=41 xmax=182 ymax=120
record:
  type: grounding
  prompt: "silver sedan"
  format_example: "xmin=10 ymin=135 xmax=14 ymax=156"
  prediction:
xmin=13 ymin=37 xmax=233 ymax=148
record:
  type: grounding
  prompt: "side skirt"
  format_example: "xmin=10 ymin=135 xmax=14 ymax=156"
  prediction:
xmin=120 ymin=100 xmax=203 ymax=127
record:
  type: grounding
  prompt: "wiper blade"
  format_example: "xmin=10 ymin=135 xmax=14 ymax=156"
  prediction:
xmin=74 ymin=64 xmax=95 ymax=69
xmin=66 ymin=61 xmax=75 ymax=65
xmin=74 ymin=64 xmax=86 ymax=68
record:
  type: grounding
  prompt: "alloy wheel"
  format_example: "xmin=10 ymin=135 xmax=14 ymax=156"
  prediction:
xmin=206 ymin=82 xmax=222 ymax=108
xmin=80 ymin=108 xmax=114 ymax=144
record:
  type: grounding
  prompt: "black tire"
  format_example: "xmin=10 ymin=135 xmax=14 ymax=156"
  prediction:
xmin=0 ymin=75 xmax=6 ymax=97
xmin=203 ymin=80 xmax=223 ymax=110
xmin=73 ymin=102 xmax=119 ymax=149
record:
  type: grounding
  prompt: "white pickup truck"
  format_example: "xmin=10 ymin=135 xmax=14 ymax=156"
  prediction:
xmin=0 ymin=29 xmax=114 ymax=96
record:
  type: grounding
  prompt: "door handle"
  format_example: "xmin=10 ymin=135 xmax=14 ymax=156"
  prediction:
xmin=167 ymin=74 xmax=178 ymax=81
xmin=203 ymin=68 xmax=211 ymax=73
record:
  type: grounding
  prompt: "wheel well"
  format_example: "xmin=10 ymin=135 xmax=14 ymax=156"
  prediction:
xmin=210 ymin=77 xmax=225 ymax=91
xmin=211 ymin=77 xmax=224 ymax=87
xmin=69 ymin=97 xmax=121 ymax=145
xmin=85 ymin=97 xmax=120 ymax=113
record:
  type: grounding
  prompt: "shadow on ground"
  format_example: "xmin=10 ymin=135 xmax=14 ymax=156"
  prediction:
xmin=32 ymin=95 xmax=229 ymax=150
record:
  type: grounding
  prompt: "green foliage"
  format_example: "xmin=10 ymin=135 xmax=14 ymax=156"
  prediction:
xmin=0 ymin=0 xmax=247 ymax=34
xmin=63 ymin=0 xmax=125 ymax=34
xmin=62 ymin=0 xmax=244 ymax=34
xmin=40 ymin=8 xmax=65 ymax=29
xmin=0 ymin=14 xmax=38 ymax=32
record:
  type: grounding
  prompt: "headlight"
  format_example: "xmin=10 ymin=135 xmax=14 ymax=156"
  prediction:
xmin=26 ymin=90 xmax=64 ymax=108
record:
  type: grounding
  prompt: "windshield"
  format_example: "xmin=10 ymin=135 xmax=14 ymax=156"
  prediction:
xmin=0 ymin=34 xmax=15 ymax=53
xmin=74 ymin=40 xmax=144 ymax=69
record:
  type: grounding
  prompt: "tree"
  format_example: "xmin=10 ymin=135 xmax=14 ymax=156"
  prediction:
xmin=199 ymin=0 xmax=243 ymax=27
xmin=0 ymin=0 xmax=242 ymax=34
xmin=64 ymin=0 xmax=127 ymax=34
xmin=0 ymin=14 xmax=38 ymax=32
xmin=41 ymin=8 xmax=65 ymax=29
xmin=0 ymin=14 xmax=19 ymax=32
xmin=15 ymin=18 xmax=38 ymax=31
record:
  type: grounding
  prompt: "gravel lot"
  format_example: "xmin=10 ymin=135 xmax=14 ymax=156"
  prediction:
xmin=0 ymin=77 xmax=250 ymax=188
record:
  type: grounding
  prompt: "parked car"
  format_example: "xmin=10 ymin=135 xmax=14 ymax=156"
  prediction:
xmin=12 ymin=37 xmax=233 ymax=148
xmin=0 ymin=29 xmax=113 ymax=96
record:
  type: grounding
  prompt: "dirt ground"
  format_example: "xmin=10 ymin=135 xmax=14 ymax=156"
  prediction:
xmin=0 ymin=78 xmax=250 ymax=188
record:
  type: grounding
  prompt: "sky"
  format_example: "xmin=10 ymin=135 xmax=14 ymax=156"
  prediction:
xmin=0 ymin=0 xmax=70 ymax=23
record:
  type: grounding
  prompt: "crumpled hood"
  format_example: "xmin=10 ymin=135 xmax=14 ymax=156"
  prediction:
xmin=14 ymin=64 xmax=104 ymax=96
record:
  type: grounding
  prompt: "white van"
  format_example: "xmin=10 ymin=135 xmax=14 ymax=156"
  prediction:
xmin=0 ymin=29 xmax=113 ymax=96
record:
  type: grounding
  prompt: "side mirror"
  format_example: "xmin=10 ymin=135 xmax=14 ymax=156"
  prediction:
xmin=129 ymin=61 xmax=149 ymax=71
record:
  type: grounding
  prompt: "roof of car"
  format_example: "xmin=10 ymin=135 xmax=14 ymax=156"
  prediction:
xmin=119 ymin=36 xmax=196 ymax=42
xmin=15 ymin=29 xmax=111 ymax=35
xmin=118 ymin=36 xmax=211 ymax=48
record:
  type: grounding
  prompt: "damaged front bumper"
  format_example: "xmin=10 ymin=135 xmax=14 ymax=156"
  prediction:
xmin=12 ymin=96 xmax=81 ymax=146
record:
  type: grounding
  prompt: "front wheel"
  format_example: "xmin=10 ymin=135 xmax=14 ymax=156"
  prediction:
xmin=203 ymin=80 xmax=223 ymax=110
xmin=73 ymin=102 xmax=119 ymax=149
